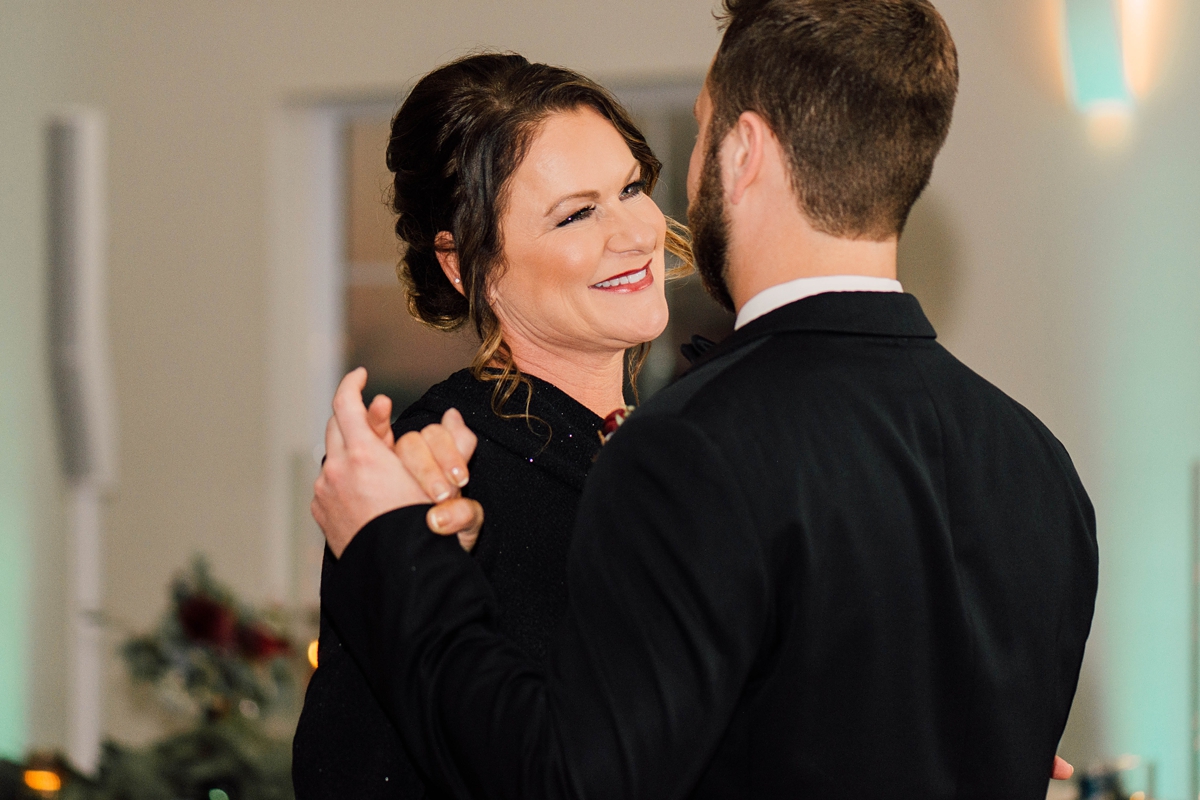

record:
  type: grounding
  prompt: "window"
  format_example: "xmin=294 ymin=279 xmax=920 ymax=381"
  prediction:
xmin=344 ymin=118 xmax=476 ymax=412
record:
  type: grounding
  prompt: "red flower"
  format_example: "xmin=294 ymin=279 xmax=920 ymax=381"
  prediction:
xmin=599 ymin=405 xmax=635 ymax=444
xmin=178 ymin=595 xmax=237 ymax=649
xmin=237 ymin=623 xmax=290 ymax=661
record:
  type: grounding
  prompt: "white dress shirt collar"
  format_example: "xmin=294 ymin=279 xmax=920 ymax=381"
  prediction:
xmin=734 ymin=275 xmax=904 ymax=330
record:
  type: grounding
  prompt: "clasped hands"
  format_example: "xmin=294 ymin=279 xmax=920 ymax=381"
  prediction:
xmin=312 ymin=367 xmax=483 ymax=558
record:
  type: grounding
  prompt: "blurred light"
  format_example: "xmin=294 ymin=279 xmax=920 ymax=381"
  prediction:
xmin=1086 ymin=99 xmax=1136 ymax=147
xmin=1058 ymin=0 xmax=1176 ymax=150
xmin=239 ymin=698 xmax=260 ymax=719
xmin=1062 ymin=0 xmax=1131 ymax=111
xmin=208 ymin=790 xmax=230 ymax=800
xmin=24 ymin=770 xmax=62 ymax=792
xmin=1130 ymin=792 xmax=1146 ymax=800
xmin=1120 ymin=0 xmax=1170 ymax=98
xmin=307 ymin=638 xmax=319 ymax=669
xmin=1059 ymin=0 xmax=1172 ymax=120
xmin=1114 ymin=753 xmax=1142 ymax=771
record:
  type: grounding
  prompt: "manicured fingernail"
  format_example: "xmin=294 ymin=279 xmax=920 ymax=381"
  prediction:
xmin=429 ymin=511 xmax=445 ymax=530
xmin=451 ymin=467 xmax=468 ymax=487
xmin=432 ymin=484 xmax=451 ymax=502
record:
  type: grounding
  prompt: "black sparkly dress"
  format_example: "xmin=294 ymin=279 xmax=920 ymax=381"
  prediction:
xmin=293 ymin=369 xmax=604 ymax=799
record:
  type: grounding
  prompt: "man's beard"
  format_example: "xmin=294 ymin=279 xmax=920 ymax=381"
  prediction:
xmin=687 ymin=146 xmax=735 ymax=313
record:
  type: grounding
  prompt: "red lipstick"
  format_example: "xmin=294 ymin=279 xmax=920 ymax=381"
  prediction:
xmin=590 ymin=260 xmax=654 ymax=293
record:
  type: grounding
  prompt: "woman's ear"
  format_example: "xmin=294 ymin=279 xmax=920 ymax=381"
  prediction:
xmin=434 ymin=231 xmax=464 ymax=296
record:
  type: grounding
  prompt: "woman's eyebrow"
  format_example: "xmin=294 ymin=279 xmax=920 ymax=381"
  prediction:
xmin=544 ymin=163 xmax=641 ymax=217
xmin=545 ymin=190 xmax=600 ymax=217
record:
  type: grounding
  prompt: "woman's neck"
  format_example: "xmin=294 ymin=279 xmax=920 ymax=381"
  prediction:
xmin=503 ymin=338 xmax=628 ymax=419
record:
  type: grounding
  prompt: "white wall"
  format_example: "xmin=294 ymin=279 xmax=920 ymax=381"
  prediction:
xmin=0 ymin=0 xmax=77 ymax=756
xmin=915 ymin=1 xmax=1200 ymax=792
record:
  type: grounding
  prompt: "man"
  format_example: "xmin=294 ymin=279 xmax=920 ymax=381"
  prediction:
xmin=314 ymin=1 xmax=1098 ymax=797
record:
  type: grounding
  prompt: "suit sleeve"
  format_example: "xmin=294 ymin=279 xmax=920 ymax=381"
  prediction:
xmin=322 ymin=414 xmax=772 ymax=800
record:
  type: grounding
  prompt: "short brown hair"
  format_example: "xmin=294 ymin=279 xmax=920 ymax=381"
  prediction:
xmin=709 ymin=0 xmax=958 ymax=239
xmin=388 ymin=53 xmax=691 ymax=413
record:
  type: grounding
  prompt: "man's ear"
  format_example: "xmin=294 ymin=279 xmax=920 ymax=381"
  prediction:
xmin=434 ymin=231 xmax=464 ymax=296
xmin=724 ymin=111 xmax=769 ymax=206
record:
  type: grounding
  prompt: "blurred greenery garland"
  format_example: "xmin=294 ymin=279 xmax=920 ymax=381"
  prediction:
xmin=122 ymin=556 xmax=294 ymax=721
xmin=1 ymin=556 xmax=308 ymax=800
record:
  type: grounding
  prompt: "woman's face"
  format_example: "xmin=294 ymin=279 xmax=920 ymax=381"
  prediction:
xmin=490 ymin=107 xmax=669 ymax=360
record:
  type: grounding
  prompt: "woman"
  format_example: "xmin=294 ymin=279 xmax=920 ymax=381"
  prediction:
xmin=292 ymin=52 xmax=690 ymax=799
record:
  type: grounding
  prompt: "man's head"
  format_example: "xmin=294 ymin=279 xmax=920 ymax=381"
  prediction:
xmin=688 ymin=0 xmax=959 ymax=310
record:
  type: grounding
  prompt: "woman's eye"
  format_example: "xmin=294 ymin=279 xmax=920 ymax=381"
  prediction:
xmin=622 ymin=180 xmax=647 ymax=198
xmin=557 ymin=205 xmax=595 ymax=227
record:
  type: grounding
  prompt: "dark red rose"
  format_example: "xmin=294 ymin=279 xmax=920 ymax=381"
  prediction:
xmin=237 ymin=623 xmax=290 ymax=660
xmin=178 ymin=595 xmax=237 ymax=649
xmin=600 ymin=405 xmax=634 ymax=443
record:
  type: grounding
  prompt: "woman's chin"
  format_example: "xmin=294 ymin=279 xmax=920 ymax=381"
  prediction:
xmin=646 ymin=315 xmax=670 ymax=343
xmin=629 ymin=300 xmax=669 ymax=343
xmin=620 ymin=314 xmax=670 ymax=349
xmin=585 ymin=291 xmax=669 ymax=349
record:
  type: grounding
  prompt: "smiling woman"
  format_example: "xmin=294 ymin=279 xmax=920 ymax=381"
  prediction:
xmin=388 ymin=57 xmax=692 ymax=419
xmin=292 ymin=53 xmax=693 ymax=800
xmin=483 ymin=107 xmax=671 ymax=415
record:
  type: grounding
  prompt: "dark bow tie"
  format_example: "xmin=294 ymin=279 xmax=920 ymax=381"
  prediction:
xmin=680 ymin=335 xmax=717 ymax=365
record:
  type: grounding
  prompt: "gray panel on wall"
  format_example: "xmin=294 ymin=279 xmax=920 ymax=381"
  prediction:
xmin=47 ymin=121 xmax=90 ymax=479
xmin=45 ymin=113 xmax=116 ymax=487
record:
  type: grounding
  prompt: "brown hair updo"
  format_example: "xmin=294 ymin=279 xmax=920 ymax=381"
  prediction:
xmin=388 ymin=52 xmax=692 ymax=416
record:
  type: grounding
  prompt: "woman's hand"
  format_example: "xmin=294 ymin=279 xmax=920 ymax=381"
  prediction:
xmin=393 ymin=408 xmax=484 ymax=552
xmin=313 ymin=369 xmax=435 ymax=557
xmin=313 ymin=369 xmax=482 ymax=556
xmin=314 ymin=369 xmax=487 ymax=556
xmin=395 ymin=408 xmax=474 ymax=502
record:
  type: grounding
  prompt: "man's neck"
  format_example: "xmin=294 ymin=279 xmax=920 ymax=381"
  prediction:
xmin=726 ymin=217 xmax=899 ymax=316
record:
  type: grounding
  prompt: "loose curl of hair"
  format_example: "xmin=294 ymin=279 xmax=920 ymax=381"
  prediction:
xmin=387 ymin=52 xmax=693 ymax=422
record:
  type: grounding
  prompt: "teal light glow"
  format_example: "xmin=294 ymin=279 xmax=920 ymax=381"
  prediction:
xmin=1063 ymin=0 xmax=1131 ymax=110
xmin=1090 ymin=137 xmax=1200 ymax=799
xmin=0 ymin=271 xmax=29 ymax=759
xmin=0 ymin=484 xmax=29 ymax=758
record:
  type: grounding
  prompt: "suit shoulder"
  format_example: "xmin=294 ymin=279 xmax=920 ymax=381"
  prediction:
xmin=921 ymin=344 xmax=1077 ymax=454
xmin=912 ymin=343 xmax=1095 ymax=520
xmin=636 ymin=338 xmax=772 ymax=422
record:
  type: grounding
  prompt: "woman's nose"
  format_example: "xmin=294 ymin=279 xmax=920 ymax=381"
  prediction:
xmin=606 ymin=202 xmax=658 ymax=256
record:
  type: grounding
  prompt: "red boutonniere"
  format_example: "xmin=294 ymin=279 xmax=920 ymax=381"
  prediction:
xmin=599 ymin=405 xmax=635 ymax=445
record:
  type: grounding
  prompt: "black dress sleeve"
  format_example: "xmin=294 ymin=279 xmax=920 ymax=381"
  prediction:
xmin=322 ymin=415 xmax=772 ymax=800
xmin=293 ymin=407 xmax=443 ymax=800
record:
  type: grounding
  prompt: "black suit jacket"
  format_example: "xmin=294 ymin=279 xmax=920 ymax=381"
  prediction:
xmin=323 ymin=292 xmax=1099 ymax=800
